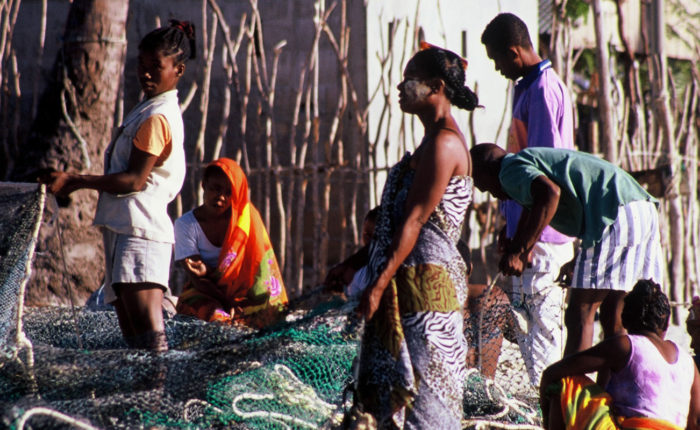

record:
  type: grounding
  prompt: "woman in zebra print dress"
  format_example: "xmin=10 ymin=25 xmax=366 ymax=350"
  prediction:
xmin=328 ymin=43 xmax=478 ymax=429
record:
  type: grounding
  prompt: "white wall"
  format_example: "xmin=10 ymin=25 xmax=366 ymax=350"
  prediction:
xmin=364 ymin=0 xmax=539 ymax=205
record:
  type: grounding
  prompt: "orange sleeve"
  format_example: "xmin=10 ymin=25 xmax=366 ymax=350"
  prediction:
xmin=133 ymin=115 xmax=172 ymax=163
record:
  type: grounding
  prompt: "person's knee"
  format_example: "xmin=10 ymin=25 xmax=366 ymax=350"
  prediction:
xmin=115 ymin=283 xmax=165 ymax=332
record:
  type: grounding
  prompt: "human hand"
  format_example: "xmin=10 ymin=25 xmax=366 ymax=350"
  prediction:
xmin=556 ymin=258 xmax=576 ymax=287
xmin=498 ymin=251 xmax=527 ymax=276
xmin=357 ymin=278 xmax=388 ymax=320
xmin=184 ymin=257 xmax=208 ymax=278
xmin=40 ymin=171 xmax=78 ymax=197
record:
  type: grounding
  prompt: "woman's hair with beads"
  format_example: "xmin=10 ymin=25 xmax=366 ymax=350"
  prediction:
xmin=622 ymin=279 xmax=671 ymax=333
xmin=139 ymin=20 xmax=196 ymax=64
xmin=410 ymin=46 xmax=479 ymax=111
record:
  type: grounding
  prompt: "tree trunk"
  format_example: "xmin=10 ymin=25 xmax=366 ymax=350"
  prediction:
xmin=647 ymin=0 xmax=684 ymax=323
xmin=11 ymin=0 xmax=129 ymax=306
xmin=591 ymin=0 xmax=617 ymax=162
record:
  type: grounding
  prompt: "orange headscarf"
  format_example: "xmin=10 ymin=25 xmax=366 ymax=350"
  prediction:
xmin=210 ymin=158 xmax=288 ymax=315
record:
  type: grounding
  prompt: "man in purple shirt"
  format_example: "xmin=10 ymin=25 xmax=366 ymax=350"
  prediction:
xmin=481 ymin=13 xmax=575 ymax=386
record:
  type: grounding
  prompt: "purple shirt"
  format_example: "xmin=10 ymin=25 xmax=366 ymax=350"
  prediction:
xmin=606 ymin=334 xmax=694 ymax=426
xmin=502 ymin=60 xmax=574 ymax=244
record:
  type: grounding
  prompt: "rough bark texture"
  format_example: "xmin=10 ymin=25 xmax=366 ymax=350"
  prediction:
xmin=11 ymin=0 xmax=128 ymax=306
xmin=648 ymin=0 xmax=684 ymax=323
xmin=591 ymin=0 xmax=617 ymax=162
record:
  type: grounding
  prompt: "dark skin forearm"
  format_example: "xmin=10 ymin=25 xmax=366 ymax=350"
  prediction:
xmin=539 ymin=336 xmax=627 ymax=426
xmin=499 ymin=175 xmax=561 ymax=276
xmin=42 ymin=147 xmax=158 ymax=196
xmin=358 ymin=128 xmax=465 ymax=320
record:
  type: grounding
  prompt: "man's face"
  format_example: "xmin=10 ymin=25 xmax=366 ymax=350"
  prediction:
xmin=472 ymin=168 xmax=510 ymax=200
xmin=485 ymin=45 xmax=520 ymax=81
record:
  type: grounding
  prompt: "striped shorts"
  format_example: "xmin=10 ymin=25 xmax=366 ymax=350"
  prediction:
xmin=571 ymin=200 xmax=663 ymax=292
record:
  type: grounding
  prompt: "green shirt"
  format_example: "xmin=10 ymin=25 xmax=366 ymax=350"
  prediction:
xmin=499 ymin=148 xmax=657 ymax=247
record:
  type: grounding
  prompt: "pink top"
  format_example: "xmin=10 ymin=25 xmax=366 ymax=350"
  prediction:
xmin=502 ymin=60 xmax=574 ymax=244
xmin=606 ymin=334 xmax=694 ymax=426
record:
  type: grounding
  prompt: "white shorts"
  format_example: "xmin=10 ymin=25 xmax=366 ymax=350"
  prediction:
xmin=571 ymin=200 xmax=663 ymax=292
xmin=102 ymin=228 xmax=173 ymax=304
xmin=512 ymin=241 xmax=575 ymax=295
xmin=509 ymin=241 xmax=573 ymax=386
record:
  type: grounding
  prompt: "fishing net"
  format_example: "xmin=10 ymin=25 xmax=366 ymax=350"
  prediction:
xmin=0 ymin=183 xmax=544 ymax=430
xmin=0 ymin=183 xmax=45 ymax=352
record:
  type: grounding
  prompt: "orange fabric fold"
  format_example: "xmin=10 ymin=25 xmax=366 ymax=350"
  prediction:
xmin=557 ymin=375 xmax=683 ymax=430
xmin=178 ymin=158 xmax=288 ymax=328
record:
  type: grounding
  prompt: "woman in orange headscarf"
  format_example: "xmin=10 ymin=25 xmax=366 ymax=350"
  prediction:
xmin=174 ymin=158 xmax=288 ymax=328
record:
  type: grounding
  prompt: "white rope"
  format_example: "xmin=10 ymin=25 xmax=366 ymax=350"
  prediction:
xmin=183 ymin=398 xmax=224 ymax=421
xmin=231 ymin=393 xmax=318 ymax=429
xmin=461 ymin=418 xmax=543 ymax=430
xmin=16 ymin=407 xmax=99 ymax=430
xmin=13 ymin=185 xmax=45 ymax=357
xmin=484 ymin=379 xmax=539 ymax=424
xmin=184 ymin=364 xmax=336 ymax=429
xmin=10 ymin=185 xmax=45 ymax=395
xmin=464 ymin=368 xmax=540 ymax=426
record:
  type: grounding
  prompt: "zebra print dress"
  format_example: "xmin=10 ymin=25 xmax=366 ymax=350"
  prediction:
xmin=357 ymin=152 xmax=472 ymax=429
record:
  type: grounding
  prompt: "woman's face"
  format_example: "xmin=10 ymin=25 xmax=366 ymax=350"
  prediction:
xmin=202 ymin=170 xmax=232 ymax=214
xmin=397 ymin=59 xmax=434 ymax=113
xmin=138 ymin=49 xmax=184 ymax=98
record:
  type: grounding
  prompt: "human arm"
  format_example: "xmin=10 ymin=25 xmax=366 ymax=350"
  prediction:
xmin=539 ymin=335 xmax=630 ymax=424
xmin=43 ymin=115 xmax=171 ymax=196
xmin=689 ymin=362 xmax=700 ymax=430
xmin=176 ymin=256 xmax=229 ymax=306
xmin=174 ymin=213 xmax=217 ymax=281
xmin=324 ymin=245 xmax=369 ymax=293
xmin=499 ymin=175 xmax=560 ymax=276
xmin=181 ymin=256 xmax=210 ymax=278
xmin=358 ymin=131 xmax=464 ymax=319
xmin=43 ymin=146 xmax=159 ymax=197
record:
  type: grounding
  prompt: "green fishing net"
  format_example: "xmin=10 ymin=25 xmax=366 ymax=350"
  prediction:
xmin=0 ymin=184 xmax=541 ymax=429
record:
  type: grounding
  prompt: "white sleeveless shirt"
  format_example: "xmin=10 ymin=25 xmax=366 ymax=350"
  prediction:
xmin=94 ymin=90 xmax=185 ymax=243
xmin=606 ymin=334 xmax=694 ymax=426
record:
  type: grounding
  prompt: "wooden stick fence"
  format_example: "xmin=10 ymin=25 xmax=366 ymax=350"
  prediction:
xmin=1 ymin=0 xmax=699 ymax=306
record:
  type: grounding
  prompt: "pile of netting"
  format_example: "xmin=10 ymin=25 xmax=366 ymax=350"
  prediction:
xmin=0 ymin=183 xmax=45 ymax=354
xmin=0 ymin=184 xmax=542 ymax=430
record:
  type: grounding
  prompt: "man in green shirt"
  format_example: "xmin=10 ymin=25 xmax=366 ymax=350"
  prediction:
xmin=470 ymin=143 xmax=663 ymax=362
